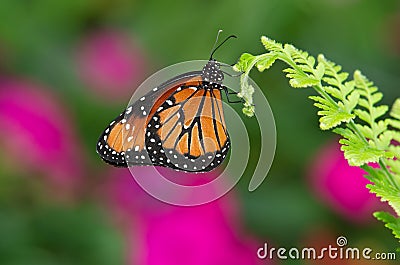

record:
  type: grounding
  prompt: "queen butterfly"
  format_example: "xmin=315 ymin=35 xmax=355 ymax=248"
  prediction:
xmin=96 ymin=32 xmax=241 ymax=172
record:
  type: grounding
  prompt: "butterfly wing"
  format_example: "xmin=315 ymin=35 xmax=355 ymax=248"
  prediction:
xmin=96 ymin=72 xmax=201 ymax=167
xmin=146 ymin=78 xmax=230 ymax=172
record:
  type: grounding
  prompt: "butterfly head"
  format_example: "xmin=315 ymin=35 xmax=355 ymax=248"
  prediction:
xmin=202 ymin=59 xmax=224 ymax=84
xmin=203 ymin=32 xmax=237 ymax=86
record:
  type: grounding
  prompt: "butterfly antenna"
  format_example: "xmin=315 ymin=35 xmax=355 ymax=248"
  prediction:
xmin=209 ymin=30 xmax=223 ymax=59
xmin=209 ymin=31 xmax=237 ymax=59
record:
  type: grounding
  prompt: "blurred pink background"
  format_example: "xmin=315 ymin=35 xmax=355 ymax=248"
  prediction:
xmin=0 ymin=1 xmax=399 ymax=264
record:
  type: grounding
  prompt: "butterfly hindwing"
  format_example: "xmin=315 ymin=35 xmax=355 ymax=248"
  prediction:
xmin=145 ymin=79 xmax=230 ymax=172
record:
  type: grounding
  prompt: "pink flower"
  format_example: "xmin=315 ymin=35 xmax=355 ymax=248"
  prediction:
xmin=103 ymin=167 xmax=270 ymax=265
xmin=308 ymin=140 xmax=382 ymax=223
xmin=76 ymin=30 xmax=148 ymax=101
xmin=0 ymin=78 xmax=83 ymax=196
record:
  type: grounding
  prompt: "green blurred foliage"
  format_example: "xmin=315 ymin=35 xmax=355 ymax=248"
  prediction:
xmin=0 ymin=205 xmax=123 ymax=265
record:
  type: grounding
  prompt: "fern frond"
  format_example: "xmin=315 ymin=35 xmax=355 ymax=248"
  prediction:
xmin=374 ymin=212 xmax=400 ymax=241
xmin=354 ymin=71 xmax=389 ymax=136
xmin=366 ymin=165 xmax=400 ymax=242
xmin=234 ymin=52 xmax=278 ymax=117
xmin=389 ymin=98 xmax=400 ymax=134
xmin=391 ymin=98 xmax=400 ymax=120
xmin=261 ymin=36 xmax=284 ymax=53
xmin=364 ymin=166 xmax=400 ymax=215
xmin=234 ymin=36 xmax=400 ymax=243
xmin=309 ymin=96 xmax=355 ymax=130
xmin=334 ymin=128 xmax=388 ymax=166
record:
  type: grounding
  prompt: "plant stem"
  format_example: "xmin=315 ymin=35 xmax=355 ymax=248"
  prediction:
xmin=379 ymin=159 xmax=400 ymax=190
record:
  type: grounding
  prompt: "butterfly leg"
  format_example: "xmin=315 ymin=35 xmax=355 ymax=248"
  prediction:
xmin=221 ymin=70 xmax=243 ymax=78
xmin=222 ymin=86 xmax=243 ymax=104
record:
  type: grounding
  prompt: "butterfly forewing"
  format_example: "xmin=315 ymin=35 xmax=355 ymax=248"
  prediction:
xmin=96 ymin=73 xmax=201 ymax=167
xmin=96 ymin=103 xmax=152 ymax=167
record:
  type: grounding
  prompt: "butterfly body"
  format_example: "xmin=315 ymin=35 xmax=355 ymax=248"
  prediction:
xmin=96 ymin=59 xmax=232 ymax=172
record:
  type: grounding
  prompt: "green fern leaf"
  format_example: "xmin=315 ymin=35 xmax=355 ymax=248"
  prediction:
xmin=355 ymin=124 xmax=374 ymax=139
xmin=343 ymin=90 xmax=360 ymax=113
xmin=372 ymin=105 xmax=389 ymax=120
xmin=284 ymin=68 xmax=319 ymax=88
xmin=323 ymin=77 xmax=341 ymax=87
xmin=389 ymin=98 xmax=400 ymax=130
xmin=364 ymin=167 xmax=400 ymax=216
xmin=319 ymin=111 xmax=354 ymax=131
xmin=374 ymin=212 xmax=400 ymax=241
xmin=234 ymin=53 xmax=278 ymax=73
xmin=386 ymin=159 xmax=400 ymax=176
xmin=389 ymin=145 xmax=400 ymax=159
xmin=237 ymin=78 xmax=255 ymax=117
xmin=354 ymin=109 xmax=372 ymax=124
xmin=334 ymin=128 xmax=387 ymax=166
xmin=283 ymin=44 xmax=315 ymax=74
xmin=289 ymin=75 xmax=319 ymax=88
xmin=324 ymin=86 xmax=342 ymax=100
xmin=261 ymin=36 xmax=284 ymax=53
xmin=391 ymin=120 xmax=400 ymax=131
xmin=234 ymin=53 xmax=257 ymax=72
xmin=256 ymin=54 xmax=278 ymax=72
xmin=314 ymin=63 xmax=325 ymax=80
xmin=391 ymin=98 xmax=400 ymax=120
xmin=309 ymin=96 xmax=354 ymax=130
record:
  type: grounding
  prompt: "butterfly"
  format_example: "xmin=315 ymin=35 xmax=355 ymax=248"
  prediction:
xmin=96 ymin=32 xmax=241 ymax=172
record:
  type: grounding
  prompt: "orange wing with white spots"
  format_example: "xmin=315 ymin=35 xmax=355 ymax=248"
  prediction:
xmin=145 ymin=78 xmax=230 ymax=172
xmin=97 ymin=73 xmax=230 ymax=172
xmin=96 ymin=72 xmax=203 ymax=167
